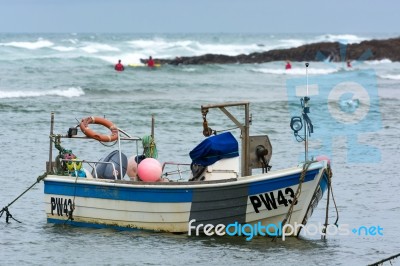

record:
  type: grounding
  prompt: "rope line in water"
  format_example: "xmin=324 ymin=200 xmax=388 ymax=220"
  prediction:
xmin=0 ymin=207 xmax=21 ymax=223
xmin=368 ymin=252 xmax=400 ymax=266
xmin=321 ymin=165 xmax=339 ymax=240
xmin=0 ymin=172 xmax=47 ymax=224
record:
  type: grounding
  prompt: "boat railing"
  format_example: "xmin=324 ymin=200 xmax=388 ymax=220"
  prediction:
xmin=59 ymin=158 xmax=121 ymax=180
xmin=49 ymin=126 xmax=142 ymax=179
xmin=162 ymin=162 xmax=191 ymax=181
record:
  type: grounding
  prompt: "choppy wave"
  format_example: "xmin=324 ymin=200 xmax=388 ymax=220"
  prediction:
xmin=80 ymin=43 xmax=120 ymax=54
xmin=0 ymin=33 xmax=397 ymax=77
xmin=0 ymin=33 xmax=396 ymax=66
xmin=379 ymin=74 xmax=400 ymax=80
xmin=52 ymin=46 xmax=77 ymax=52
xmin=0 ymin=87 xmax=84 ymax=99
xmin=364 ymin=59 xmax=392 ymax=65
xmin=263 ymin=34 xmax=369 ymax=52
xmin=313 ymin=34 xmax=367 ymax=44
xmin=252 ymin=68 xmax=338 ymax=75
xmin=0 ymin=38 xmax=54 ymax=50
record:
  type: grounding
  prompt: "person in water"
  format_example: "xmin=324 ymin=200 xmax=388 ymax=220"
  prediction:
xmin=115 ymin=59 xmax=124 ymax=71
xmin=347 ymin=60 xmax=352 ymax=68
xmin=285 ymin=60 xmax=292 ymax=70
xmin=147 ymin=56 xmax=155 ymax=68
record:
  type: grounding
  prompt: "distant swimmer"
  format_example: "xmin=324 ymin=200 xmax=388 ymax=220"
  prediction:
xmin=285 ymin=60 xmax=292 ymax=70
xmin=347 ymin=60 xmax=352 ymax=68
xmin=147 ymin=56 xmax=155 ymax=68
xmin=115 ymin=59 xmax=124 ymax=71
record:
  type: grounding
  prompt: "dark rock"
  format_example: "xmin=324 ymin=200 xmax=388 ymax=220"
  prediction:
xmin=155 ymin=37 xmax=400 ymax=65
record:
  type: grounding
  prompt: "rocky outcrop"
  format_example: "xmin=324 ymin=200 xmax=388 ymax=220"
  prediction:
xmin=155 ymin=37 xmax=400 ymax=65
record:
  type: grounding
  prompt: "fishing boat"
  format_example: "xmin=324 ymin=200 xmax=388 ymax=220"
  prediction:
xmin=43 ymin=94 xmax=332 ymax=237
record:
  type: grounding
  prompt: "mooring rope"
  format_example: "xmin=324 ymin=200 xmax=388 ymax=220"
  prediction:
xmin=330 ymin=178 xmax=339 ymax=226
xmin=368 ymin=252 xmax=400 ymax=266
xmin=321 ymin=165 xmax=340 ymax=239
xmin=0 ymin=172 xmax=47 ymax=223
xmin=272 ymin=161 xmax=313 ymax=241
xmin=64 ymin=171 xmax=80 ymax=225
xmin=282 ymin=161 xmax=313 ymax=226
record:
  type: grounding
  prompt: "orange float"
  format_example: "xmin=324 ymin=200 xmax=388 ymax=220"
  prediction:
xmin=80 ymin=116 xmax=118 ymax=142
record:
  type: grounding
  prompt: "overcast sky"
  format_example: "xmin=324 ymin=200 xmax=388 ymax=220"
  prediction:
xmin=0 ymin=0 xmax=399 ymax=34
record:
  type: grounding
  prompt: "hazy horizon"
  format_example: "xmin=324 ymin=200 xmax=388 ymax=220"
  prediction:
xmin=1 ymin=0 xmax=399 ymax=34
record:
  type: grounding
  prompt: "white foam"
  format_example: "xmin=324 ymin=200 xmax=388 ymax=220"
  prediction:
xmin=98 ymin=53 xmax=145 ymax=64
xmin=364 ymin=59 xmax=392 ymax=65
xmin=0 ymin=87 xmax=84 ymax=99
xmin=80 ymin=43 xmax=120 ymax=54
xmin=266 ymin=34 xmax=367 ymax=52
xmin=182 ymin=68 xmax=196 ymax=72
xmin=0 ymin=39 xmax=54 ymax=50
xmin=66 ymin=38 xmax=79 ymax=44
xmin=196 ymin=43 xmax=262 ymax=56
xmin=52 ymin=46 xmax=76 ymax=52
xmin=277 ymin=39 xmax=308 ymax=49
xmin=253 ymin=67 xmax=338 ymax=75
xmin=379 ymin=74 xmax=400 ymax=80
xmin=128 ymin=38 xmax=173 ymax=50
xmin=127 ymin=38 xmax=264 ymax=56
xmin=314 ymin=34 xmax=367 ymax=44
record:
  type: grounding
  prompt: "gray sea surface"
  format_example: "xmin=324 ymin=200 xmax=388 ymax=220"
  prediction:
xmin=0 ymin=33 xmax=399 ymax=265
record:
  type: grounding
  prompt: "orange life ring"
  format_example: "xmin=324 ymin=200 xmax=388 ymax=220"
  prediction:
xmin=80 ymin=116 xmax=118 ymax=142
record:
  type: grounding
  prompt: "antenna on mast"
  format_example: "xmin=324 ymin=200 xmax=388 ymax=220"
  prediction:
xmin=306 ymin=62 xmax=309 ymax=96
xmin=289 ymin=62 xmax=314 ymax=162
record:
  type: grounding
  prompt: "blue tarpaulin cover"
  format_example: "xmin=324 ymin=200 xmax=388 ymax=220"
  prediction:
xmin=189 ymin=132 xmax=239 ymax=166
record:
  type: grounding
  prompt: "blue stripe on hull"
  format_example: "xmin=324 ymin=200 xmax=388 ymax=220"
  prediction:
xmin=44 ymin=181 xmax=193 ymax=203
xmin=319 ymin=170 xmax=329 ymax=193
xmin=248 ymin=169 xmax=319 ymax=195
xmin=44 ymin=168 xmax=320 ymax=204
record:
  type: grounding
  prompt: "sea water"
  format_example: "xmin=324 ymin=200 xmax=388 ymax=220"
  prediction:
xmin=0 ymin=33 xmax=399 ymax=265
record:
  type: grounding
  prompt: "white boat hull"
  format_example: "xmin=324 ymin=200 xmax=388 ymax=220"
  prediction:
xmin=44 ymin=161 xmax=328 ymax=235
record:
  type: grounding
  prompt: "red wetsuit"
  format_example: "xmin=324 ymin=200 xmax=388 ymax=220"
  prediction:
xmin=147 ymin=59 xmax=155 ymax=68
xmin=115 ymin=63 xmax=124 ymax=71
xmin=285 ymin=63 xmax=292 ymax=70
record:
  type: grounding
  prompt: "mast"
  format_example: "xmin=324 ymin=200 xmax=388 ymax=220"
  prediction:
xmin=48 ymin=112 xmax=54 ymax=174
xmin=201 ymin=101 xmax=251 ymax=177
xmin=290 ymin=63 xmax=314 ymax=162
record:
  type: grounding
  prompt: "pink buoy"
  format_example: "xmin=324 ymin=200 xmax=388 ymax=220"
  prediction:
xmin=127 ymin=156 xmax=138 ymax=179
xmin=316 ymin=155 xmax=331 ymax=165
xmin=137 ymin=158 xmax=162 ymax=182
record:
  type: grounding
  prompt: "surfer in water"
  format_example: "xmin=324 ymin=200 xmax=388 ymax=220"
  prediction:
xmin=285 ymin=60 xmax=292 ymax=70
xmin=347 ymin=60 xmax=352 ymax=68
xmin=115 ymin=59 xmax=124 ymax=71
xmin=147 ymin=56 xmax=155 ymax=68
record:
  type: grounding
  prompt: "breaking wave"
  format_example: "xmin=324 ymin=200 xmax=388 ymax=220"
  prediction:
xmin=0 ymin=87 xmax=85 ymax=99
